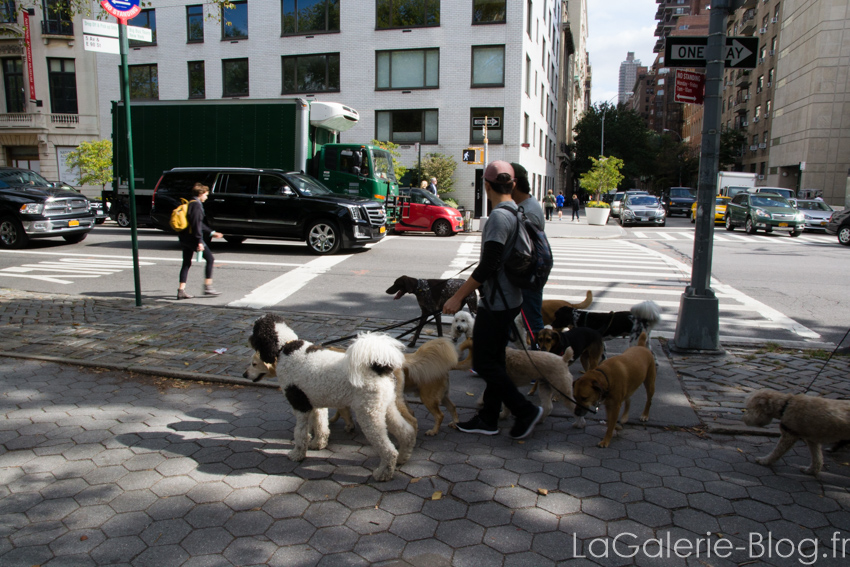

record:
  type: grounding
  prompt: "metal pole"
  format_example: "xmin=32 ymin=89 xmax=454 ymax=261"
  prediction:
xmin=600 ymin=112 xmax=605 ymax=157
xmin=672 ymin=0 xmax=732 ymax=353
xmin=119 ymin=23 xmax=142 ymax=307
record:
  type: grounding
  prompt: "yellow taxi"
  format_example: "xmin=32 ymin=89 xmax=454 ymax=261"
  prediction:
xmin=691 ymin=195 xmax=731 ymax=224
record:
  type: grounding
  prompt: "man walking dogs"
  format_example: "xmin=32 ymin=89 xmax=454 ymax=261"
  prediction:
xmin=177 ymin=183 xmax=223 ymax=300
xmin=443 ymin=161 xmax=544 ymax=439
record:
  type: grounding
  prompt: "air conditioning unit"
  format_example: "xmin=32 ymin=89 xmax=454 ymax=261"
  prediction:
xmin=758 ymin=174 xmax=765 ymax=180
xmin=769 ymin=49 xmax=775 ymax=56
xmin=750 ymin=145 xmax=759 ymax=151
xmin=766 ymin=82 xmax=772 ymax=87
xmin=744 ymin=94 xmax=750 ymax=100
xmin=756 ymin=87 xmax=762 ymax=93
xmin=753 ymin=116 xmax=760 ymax=122
xmin=742 ymin=120 xmax=749 ymax=126
xmin=759 ymin=27 xmax=767 ymax=34
xmin=758 ymin=57 xmax=765 ymax=64
xmin=759 ymin=143 xmax=767 ymax=149
xmin=771 ymin=17 xmax=778 ymax=23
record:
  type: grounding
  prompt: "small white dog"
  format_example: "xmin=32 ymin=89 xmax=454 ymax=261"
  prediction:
xmin=450 ymin=311 xmax=475 ymax=345
xmin=743 ymin=388 xmax=850 ymax=476
xmin=245 ymin=313 xmax=416 ymax=481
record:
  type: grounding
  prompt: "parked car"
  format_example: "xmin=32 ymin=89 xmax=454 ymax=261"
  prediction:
xmin=620 ymin=194 xmax=666 ymax=227
xmin=751 ymin=186 xmax=796 ymax=200
xmin=52 ymin=181 xmax=108 ymax=224
xmin=611 ymin=190 xmax=649 ymax=218
xmin=150 ymin=168 xmax=386 ymax=255
xmin=662 ymin=187 xmax=697 ymax=217
xmin=390 ymin=188 xmax=463 ymax=236
xmin=0 ymin=167 xmax=95 ymax=248
xmin=691 ymin=196 xmax=731 ymax=224
xmin=788 ymin=198 xmax=834 ymax=232
xmin=826 ymin=208 xmax=850 ymax=246
xmin=724 ymin=193 xmax=804 ymax=236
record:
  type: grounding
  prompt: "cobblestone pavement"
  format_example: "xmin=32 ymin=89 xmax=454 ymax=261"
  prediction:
xmin=2 ymin=289 xmax=850 ymax=566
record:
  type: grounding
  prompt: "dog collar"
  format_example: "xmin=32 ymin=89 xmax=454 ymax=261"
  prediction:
xmin=778 ymin=398 xmax=800 ymax=437
xmin=595 ymin=367 xmax=612 ymax=403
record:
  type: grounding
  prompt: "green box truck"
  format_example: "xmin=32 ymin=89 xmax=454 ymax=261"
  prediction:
xmin=108 ymin=98 xmax=399 ymax=226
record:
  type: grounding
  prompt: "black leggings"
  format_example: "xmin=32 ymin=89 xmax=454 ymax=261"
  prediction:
xmin=180 ymin=245 xmax=214 ymax=283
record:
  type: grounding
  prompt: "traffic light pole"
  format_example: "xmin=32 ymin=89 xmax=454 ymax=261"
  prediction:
xmin=671 ymin=0 xmax=735 ymax=353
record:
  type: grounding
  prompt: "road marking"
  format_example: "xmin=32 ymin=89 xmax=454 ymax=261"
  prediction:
xmin=0 ymin=258 xmax=155 ymax=284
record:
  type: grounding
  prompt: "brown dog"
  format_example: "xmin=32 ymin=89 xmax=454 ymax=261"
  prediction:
xmin=541 ymin=291 xmax=593 ymax=326
xmin=572 ymin=332 xmax=656 ymax=447
xmin=401 ymin=338 xmax=459 ymax=435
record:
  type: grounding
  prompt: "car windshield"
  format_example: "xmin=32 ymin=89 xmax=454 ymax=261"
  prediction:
xmin=716 ymin=198 xmax=729 ymax=205
xmin=761 ymin=188 xmax=794 ymax=199
xmin=795 ymin=200 xmax=832 ymax=211
xmin=751 ymin=196 xmax=790 ymax=208
xmin=404 ymin=189 xmax=448 ymax=207
xmin=671 ymin=188 xmax=696 ymax=198
xmin=0 ymin=169 xmax=52 ymax=188
xmin=371 ymin=150 xmax=397 ymax=183
xmin=284 ymin=174 xmax=333 ymax=196
xmin=627 ymin=196 xmax=658 ymax=206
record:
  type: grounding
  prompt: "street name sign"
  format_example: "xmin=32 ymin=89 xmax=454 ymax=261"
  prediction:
xmin=665 ymin=36 xmax=758 ymax=69
xmin=674 ymin=69 xmax=705 ymax=104
xmin=83 ymin=34 xmax=120 ymax=54
xmin=83 ymin=18 xmax=152 ymax=55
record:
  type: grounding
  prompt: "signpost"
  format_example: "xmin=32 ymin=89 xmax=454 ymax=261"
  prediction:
xmin=674 ymin=69 xmax=706 ymax=104
xmin=665 ymin=36 xmax=758 ymax=69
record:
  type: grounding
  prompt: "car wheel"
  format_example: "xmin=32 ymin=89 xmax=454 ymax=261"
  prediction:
xmin=306 ymin=219 xmax=341 ymax=255
xmin=745 ymin=216 xmax=758 ymax=234
xmin=63 ymin=233 xmax=87 ymax=244
xmin=789 ymin=228 xmax=801 ymax=237
xmin=432 ymin=219 xmax=453 ymax=237
xmin=764 ymin=227 xmax=773 ymax=233
xmin=619 ymin=216 xmax=625 ymax=227
xmin=838 ymin=226 xmax=850 ymax=246
xmin=223 ymin=235 xmax=246 ymax=244
xmin=659 ymin=221 xmax=666 ymax=227
xmin=725 ymin=214 xmax=734 ymax=231
xmin=116 ymin=211 xmax=131 ymax=228
xmin=95 ymin=219 xmax=106 ymax=225
xmin=0 ymin=216 xmax=28 ymax=249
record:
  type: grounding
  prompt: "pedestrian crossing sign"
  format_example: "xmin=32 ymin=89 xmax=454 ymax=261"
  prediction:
xmin=462 ymin=148 xmax=482 ymax=164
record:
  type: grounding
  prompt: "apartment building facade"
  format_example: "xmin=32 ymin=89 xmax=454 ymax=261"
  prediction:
xmin=618 ymin=52 xmax=640 ymax=105
xmin=0 ymin=2 xmax=101 ymax=186
xmin=94 ymin=0 xmax=585 ymax=213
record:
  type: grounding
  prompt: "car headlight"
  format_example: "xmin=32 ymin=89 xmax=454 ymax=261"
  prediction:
xmin=346 ymin=205 xmax=364 ymax=220
xmin=754 ymin=209 xmax=770 ymax=218
xmin=20 ymin=203 xmax=44 ymax=214
xmin=796 ymin=213 xmax=805 ymax=222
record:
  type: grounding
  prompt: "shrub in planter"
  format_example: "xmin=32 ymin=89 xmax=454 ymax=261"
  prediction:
xmin=586 ymin=201 xmax=610 ymax=208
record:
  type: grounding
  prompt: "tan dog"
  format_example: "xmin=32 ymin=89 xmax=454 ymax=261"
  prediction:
xmin=401 ymin=338 xmax=460 ymax=435
xmin=743 ymin=389 xmax=850 ymax=476
xmin=455 ymin=338 xmax=585 ymax=427
xmin=572 ymin=332 xmax=655 ymax=447
xmin=542 ymin=291 xmax=593 ymax=326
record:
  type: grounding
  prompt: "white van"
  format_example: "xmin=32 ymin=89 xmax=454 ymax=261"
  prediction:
xmin=750 ymin=187 xmax=796 ymax=200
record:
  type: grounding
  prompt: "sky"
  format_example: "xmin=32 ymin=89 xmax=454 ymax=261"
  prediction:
xmin=586 ymin=0 xmax=660 ymax=105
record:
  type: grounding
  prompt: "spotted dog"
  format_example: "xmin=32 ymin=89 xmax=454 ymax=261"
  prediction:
xmin=386 ymin=275 xmax=478 ymax=347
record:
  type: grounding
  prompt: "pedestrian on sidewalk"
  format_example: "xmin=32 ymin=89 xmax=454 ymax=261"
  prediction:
xmin=443 ymin=161 xmax=543 ymax=440
xmin=556 ymin=191 xmax=565 ymax=220
xmin=571 ymin=193 xmax=581 ymax=221
xmin=543 ymin=190 xmax=556 ymax=221
xmin=511 ymin=163 xmax=545 ymax=345
xmin=177 ymin=183 xmax=223 ymax=300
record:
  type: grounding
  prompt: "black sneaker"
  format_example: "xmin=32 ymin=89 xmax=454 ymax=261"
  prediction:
xmin=509 ymin=406 xmax=543 ymax=440
xmin=456 ymin=415 xmax=499 ymax=436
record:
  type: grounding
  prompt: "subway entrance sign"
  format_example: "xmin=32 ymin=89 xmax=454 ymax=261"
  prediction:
xmin=665 ymin=36 xmax=758 ymax=69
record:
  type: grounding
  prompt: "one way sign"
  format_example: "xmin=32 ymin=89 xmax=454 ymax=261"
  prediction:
xmin=665 ymin=36 xmax=758 ymax=69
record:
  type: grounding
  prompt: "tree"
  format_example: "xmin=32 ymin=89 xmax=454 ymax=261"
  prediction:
xmin=719 ymin=128 xmax=746 ymax=170
xmin=420 ymin=153 xmax=457 ymax=196
xmin=579 ymin=156 xmax=624 ymax=201
xmin=371 ymin=139 xmax=407 ymax=182
xmin=65 ymin=140 xmax=112 ymax=190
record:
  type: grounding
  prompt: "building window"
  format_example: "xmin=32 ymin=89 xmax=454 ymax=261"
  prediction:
xmin=376 ymin=0 xmax=439 ymax=29
xmin=223 ymin=1 xmax=248 ymax=39
xmin=470 ymin=107 xmax=503 ymax=145
xmin=376 ymin=48 xmax=438 ymax=90
xmin=472 ymin=0 xmax=505 ymax=24
xmin=282 ymin=53 xmax=340 ymax=93
xmin=525 ymin=55 xmax=531 ymax=95
xmin=128 ymin=9 xmax=156 ymax=47
xmin=188 ymin=61 xmax=205 ymax=99
xmin=471 ymin=45 xmax=504 ymax=87
xmin=0 ymin=0 xmax=16 ymax=24
xmin=765 ymin=99 xmax=771 ymax=115
xmin=768 ymin=68 xmax=774 ymax=84
xmin=222 ymin=58 xmax=248 ymax=97
xmin=523 ymin=112 xmax=529 ymax=144
xmin=48 ymin=58 xmax=77 ymax=114
xmin=376 ymin=109 xmax=438 ymax=144
xmin=187 ymin=5 xmax=204 ymax=43
xmin=42 ymin=0 xmax=73 ymax=35
xmin=128 ymin=64 xmax=158 ymax=100
xmin=2 ymin=58 xmax=24 ymax=112
xmin=526 ymin=0 xmax=532 ymax=37
xmin=282 ymin=0 xmax=339 ymax=35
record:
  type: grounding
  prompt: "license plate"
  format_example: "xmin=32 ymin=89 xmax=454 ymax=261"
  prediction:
xmin=380 ymin=226 xmax=386 ymax=233
xmin=820 ymin=222 xmax=827 ymax=226
xmin=68 ymin=220 xmax=79 ymax=227
xmin=778 ymin=222 xmax=788 ymax=227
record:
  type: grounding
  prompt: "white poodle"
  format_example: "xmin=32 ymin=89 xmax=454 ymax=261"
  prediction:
xmin=450 ymin=311 xmax=475 ymax=345
xmin=245 ymin=313 xmax=416 ymax=482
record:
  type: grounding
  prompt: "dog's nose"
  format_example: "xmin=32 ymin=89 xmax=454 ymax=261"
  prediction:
xmin=242 ymin=371 xmax=248 ymax=378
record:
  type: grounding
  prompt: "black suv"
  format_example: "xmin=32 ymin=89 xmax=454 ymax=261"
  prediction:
xmin=151 ymin=168 xmax=387 ymax=254
xmin=826 ymin=208 xmax=850 ymax=246
xmin=662 ymin=187 xmax=697 ymax=217
xmin=0 ymin=167 xmax=95 ymax=248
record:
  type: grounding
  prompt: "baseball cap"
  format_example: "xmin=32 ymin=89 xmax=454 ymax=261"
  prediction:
xmin=484 ymin=161 xmax=515 ymax=183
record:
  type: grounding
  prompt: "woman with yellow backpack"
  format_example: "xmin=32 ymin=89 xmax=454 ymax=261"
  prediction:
xmin=176 ymin=183 xmax=223 ymax=300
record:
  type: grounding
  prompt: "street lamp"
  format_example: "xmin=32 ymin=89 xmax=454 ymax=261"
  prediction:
xmin=600 ymin=95 xmax=618 ymax=157
xmin=663 ymin=129 xmax=684 ymax=187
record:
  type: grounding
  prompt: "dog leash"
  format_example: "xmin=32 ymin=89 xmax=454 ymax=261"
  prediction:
xmin=801 ymin=326 xmax=850 ymax=395
xmin=321 ymin=312 xmax=441 ymax=347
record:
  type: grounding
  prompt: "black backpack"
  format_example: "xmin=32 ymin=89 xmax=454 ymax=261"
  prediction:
xmin=502 ymin=205 xmax=554 ymax=290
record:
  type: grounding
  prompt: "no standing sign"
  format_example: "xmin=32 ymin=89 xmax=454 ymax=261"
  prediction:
xmin=101 ymin=0 xmax=141 ymax=24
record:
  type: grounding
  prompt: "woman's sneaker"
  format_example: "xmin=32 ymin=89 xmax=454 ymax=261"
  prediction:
xmin=456 ymin=415 xmax=499 ymax=436
xmin=509 ymin=406 xmax=543 ymax=439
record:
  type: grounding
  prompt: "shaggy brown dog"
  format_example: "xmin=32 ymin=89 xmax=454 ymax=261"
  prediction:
xmin=386 ymin=276 xmax=478 ymax=347
xmin=572 ymin=332 xmax=656 ymax=448
xmin=401 ymin=338 xmax=460 ymax=435
xmin=536 ymin=326 xmax=604 ymax=371
xmin=743 ymin=389 xmax=850 ymax=476
xmin=541 ymin=291 xmax=593 ymax=326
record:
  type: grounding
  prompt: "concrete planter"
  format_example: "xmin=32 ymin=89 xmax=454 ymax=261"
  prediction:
xmin=585 ymin=207 xmax=610 ymax=225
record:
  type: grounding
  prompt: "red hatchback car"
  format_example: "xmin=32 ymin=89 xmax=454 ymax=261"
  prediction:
xmin=391 ymin=188 xmax=463 ymax=236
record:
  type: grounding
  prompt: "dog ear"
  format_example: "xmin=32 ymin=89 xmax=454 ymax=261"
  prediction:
xmin=251 ymin=315 xmax=282 ymax=365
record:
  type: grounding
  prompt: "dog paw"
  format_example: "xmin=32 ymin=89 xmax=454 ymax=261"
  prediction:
xmin=288 ymin=450 xmax=306 ymax=462
xmin=614 ymin=423 xmax=623 ymax=431
xmin=372 ymin=466 xmax=395 ymax=482
xmin=801 ymin=465 xmax=820 ymax=476
xmin=639 ymin=415 xmax=649 ymax=422
xmin=573 ymin=417 xmax=586 ymax=429
xmin=309 ymin=439 xmax=328 ymax=450
xmin=755 ymin=456 xmax=771 ymax=466
xmin=425 ymin=428 xmax=439 ymax=436
xmin=597 ymin=439 xmax=610 ymax=448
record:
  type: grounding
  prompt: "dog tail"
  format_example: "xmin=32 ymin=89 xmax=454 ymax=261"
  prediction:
xmin=561 ymin=346 xmax=575 ymax=365
xmin=631 ymin=300 xmax=661 ymax=329
xmin=454 ymin=338 xmax=474 ymax=370
xmin=405 ymin=338 xmax=458 ymax=387
xmin=346 ymin=332 xmax=406 ymax=387
xmin=636 ymin=332 xmax=648 ymax=348
xmin=567 ymin=290 xmax=593 ymax=310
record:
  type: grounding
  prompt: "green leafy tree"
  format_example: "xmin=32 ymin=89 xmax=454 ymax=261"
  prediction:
xmin=420 ymin=152 xmax=457 ymax=196
xmin=579 ymin=156 xmax=624 ymax=201
xmin=371 ymin=139 xmax=407 ymax=182
xmin=65 ymin=140 xmax=112 ymax=190
xmin=719 ymin=128 xmax=746 ymax=170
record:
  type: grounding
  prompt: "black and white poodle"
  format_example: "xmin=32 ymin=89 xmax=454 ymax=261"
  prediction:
xmin=245 ymin=313 xmax=416 ymax=482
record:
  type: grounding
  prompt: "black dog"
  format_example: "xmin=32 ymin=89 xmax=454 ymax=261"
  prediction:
xmin=535 ymin=326 xmax=605 ymax=371
xmin=386 ymin=276 xmax=478 ymax=347
xmin=551 ymin=300 xmax=661 ymax=346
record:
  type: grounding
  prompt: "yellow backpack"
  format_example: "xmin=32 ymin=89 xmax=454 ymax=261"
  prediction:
xmin=169 ymin=198 xmax=190 ymax=232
